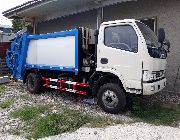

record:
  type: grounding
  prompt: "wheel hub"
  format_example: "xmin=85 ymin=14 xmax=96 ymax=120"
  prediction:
xmin=106 ymin=96 xmax=113 ymax=103
xmin=102 ymin=90 xmax=118 ymax=108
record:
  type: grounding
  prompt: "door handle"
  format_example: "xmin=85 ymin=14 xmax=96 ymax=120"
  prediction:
xmin=101 ymin=58 xmax=108 ymax=64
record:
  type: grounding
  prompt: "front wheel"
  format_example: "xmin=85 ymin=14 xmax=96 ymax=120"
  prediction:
xmin=26 ymin=73 xmax=42 ymax=93
xmin=97 ymin=83 xmax=126 ymax=114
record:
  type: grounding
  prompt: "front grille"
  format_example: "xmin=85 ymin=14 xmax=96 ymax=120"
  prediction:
xmin=156 ymin=72 xmax=161 ymax=78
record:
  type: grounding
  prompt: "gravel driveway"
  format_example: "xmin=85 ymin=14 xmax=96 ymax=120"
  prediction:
xmin=0 ymin=82 xmax=179 ymax=140
xmin=0 ymin=123 xmax=180 ymax=140
xmin=42 ymin=123 xmax=180 ymax=140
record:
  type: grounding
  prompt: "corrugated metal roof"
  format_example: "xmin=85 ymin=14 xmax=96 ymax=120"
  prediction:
xmin=3 ymin=0 xmax=43 ymax=17
xmin=3 ymin=0 xmax=136 ymax=22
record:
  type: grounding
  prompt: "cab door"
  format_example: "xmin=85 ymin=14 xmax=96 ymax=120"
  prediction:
xmin=97 ymin=23 xmax=143 ymax=90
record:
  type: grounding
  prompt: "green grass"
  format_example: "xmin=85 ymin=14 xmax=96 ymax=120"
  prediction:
xmin=11 ymin=106 xmax=49 ymax=121
xmin=130 ymin=97 xmax=180 ymax=126
xmin=87 ymin=115 xmax=122 ymax=127
xmin=11 ymin=129 xmax=21 ymax=136
xmin=0 ymin=85 xmax=6 ymax=93
xmin=19 ymin=94 xmax=32 ymax=100
xmin=9 ymin=96 xmax=180 ymax=139
xmin=11 ymin=107 xmax=121 ymax=139
xmin=0 ymin=99 xmax=14 ymax=109
xmin=10 ymin=97 xmax=180 ymax=139
xmin=30 ymin=108 xmax=121 ymax=139
xmin=31 ymin=110 xmax=87 ymax=139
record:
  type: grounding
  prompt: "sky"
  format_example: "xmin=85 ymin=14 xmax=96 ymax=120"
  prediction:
xmin=0 ymin=0 xmax=30 ymax=26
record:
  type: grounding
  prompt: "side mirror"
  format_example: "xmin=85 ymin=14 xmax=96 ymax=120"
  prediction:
xmin=158 ymin=28 xmax=165 ymax=43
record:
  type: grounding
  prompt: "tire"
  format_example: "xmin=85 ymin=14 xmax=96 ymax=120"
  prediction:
xmin=26 ymin=73 xmax=42 ymax=93
xmin=97 ymin=83 xmax=126 ymax=114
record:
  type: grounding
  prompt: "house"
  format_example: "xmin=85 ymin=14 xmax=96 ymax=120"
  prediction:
xmin=0 ymin=24 xmax=13 ymax=58
xmin=0 ymin=25 xmax=12 ymax=83
xmin=3 ymin=0 xmax=180 ymax=94
xmin=0 ymin=24 xmax=13 ymax=42
xmin=0 ymin=25 xmax=13 ymax=34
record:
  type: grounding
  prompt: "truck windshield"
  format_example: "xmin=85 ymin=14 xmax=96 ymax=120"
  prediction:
xmin=136 ymin=22 xmax=160 ymax=48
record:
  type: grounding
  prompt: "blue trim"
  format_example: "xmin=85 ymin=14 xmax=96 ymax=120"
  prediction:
xmin=27 ymin=29 xmax=79 ymax=73
xmin=26 ymin=29 xmax=79 ymax=73
xmin=18 ymin=34 xmax=30 ymax=79
xmin=27 ymin=29 xmax=78 ymax=39
xmin=75 ymin=29 xmax=79 ymax=71
xmin=26 ymin=64 xmax=78 ymax=73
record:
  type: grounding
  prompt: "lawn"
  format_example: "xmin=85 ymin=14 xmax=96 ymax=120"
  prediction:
xmin=10 ymin=106 xmax=121 ymax=139
xmin=130 ymin=97 xmax=180 ymax=127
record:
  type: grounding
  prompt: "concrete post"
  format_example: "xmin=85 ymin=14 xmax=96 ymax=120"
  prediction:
xmin=33 ymin=18 xmax=38 ymax=34
xmin=97 ymin=7 xmax=104 ymax=29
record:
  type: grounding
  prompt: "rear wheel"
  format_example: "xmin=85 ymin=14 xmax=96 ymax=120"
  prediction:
xmin=26 ymin=73 xmax=42 ymax=93
xmin=97 ymin=83 xmax=126 ymax=114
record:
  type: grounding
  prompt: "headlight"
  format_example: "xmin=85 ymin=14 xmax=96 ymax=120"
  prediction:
xmin=143 ymin=71 xmax=154 ymax=81
xmin=143 ymin=70 xmax=165 ymax=82
xmin=152 ymin=70 xmax=165 ymax=79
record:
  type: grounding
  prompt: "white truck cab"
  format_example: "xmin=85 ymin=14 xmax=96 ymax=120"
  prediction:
xmin=97 ymin=19 xmax=167 ymax=95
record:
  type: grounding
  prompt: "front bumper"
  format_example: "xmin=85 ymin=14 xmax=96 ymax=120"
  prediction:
xmin=143 ymin=78 xmax=166 ymax=95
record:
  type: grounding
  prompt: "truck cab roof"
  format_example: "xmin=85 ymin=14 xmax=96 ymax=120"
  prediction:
xmin=101 ymin=19 xmax=139 ymax=26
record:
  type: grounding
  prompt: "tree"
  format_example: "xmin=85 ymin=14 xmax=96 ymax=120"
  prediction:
xmin=12 ymin=19 xmax=32 ymax=33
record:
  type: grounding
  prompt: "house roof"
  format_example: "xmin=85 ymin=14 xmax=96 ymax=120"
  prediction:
xmin=3 ymin=0 xmax=42 ymax=18
xmin=3 ymin=0 xmax=136 ymax=23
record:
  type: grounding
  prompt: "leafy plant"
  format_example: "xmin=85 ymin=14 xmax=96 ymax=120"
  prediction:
xmin=12 ymin=19 xmax=32 ymax=33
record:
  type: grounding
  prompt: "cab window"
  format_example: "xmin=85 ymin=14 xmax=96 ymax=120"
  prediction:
xmin=104 ymin=25 xmax=138 ymax=53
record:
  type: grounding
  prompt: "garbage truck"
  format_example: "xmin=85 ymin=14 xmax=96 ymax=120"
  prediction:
xmin=6 ymin=19 xmax=170 ymax=114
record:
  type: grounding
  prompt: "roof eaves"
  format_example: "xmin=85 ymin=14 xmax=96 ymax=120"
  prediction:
xmin=2 ymin=0 xmax=44 ymax=17
xmin=42 ymin=0 xmax=137 ymax=22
